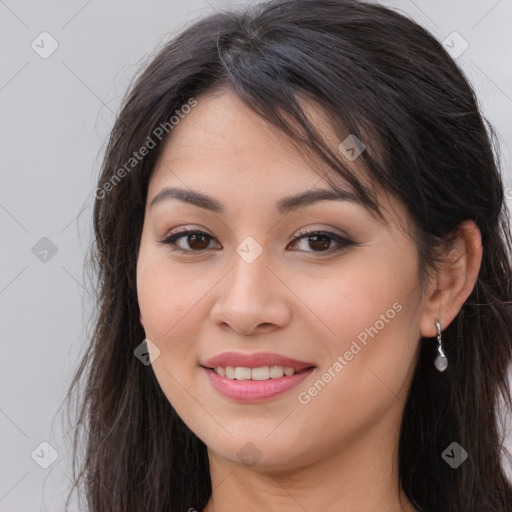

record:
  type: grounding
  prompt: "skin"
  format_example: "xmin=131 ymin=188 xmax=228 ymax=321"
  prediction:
xmin=136 ymin=89 xmax=482 ymax=512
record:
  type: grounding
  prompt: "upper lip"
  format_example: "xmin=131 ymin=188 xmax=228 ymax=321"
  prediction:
xmin=202 ymin=351 xmax=315 ymax=371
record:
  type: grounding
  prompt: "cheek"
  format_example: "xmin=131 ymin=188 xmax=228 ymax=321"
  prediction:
xmin=292 ymin=244 xmax=422 ymax=411
xmin=136 ymin=252 xmax=210 ymax=413
xmin=137 ymin=259 xmax=211 ymax=400
xmin=293 ymin=246 xmax=420 ymax=351
xmin=137 ymin=252 xmax=208 ymax=341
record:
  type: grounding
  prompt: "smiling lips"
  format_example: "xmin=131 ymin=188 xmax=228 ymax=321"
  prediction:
xmin=216 ymin=365 xmax=298 ymax=380
xmin=201 ymin=351 xmax=316 ymax=402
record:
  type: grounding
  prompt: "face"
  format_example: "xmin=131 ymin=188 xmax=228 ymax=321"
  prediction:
xmin=136 ymin=89 xmax=426 ymax=471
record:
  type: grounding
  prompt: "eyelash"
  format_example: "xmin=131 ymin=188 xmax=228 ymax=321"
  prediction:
xmin=158 ymin=227 xmax=354 ymax=256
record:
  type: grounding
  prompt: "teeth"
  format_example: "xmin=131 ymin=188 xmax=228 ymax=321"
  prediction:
xmin=215 ymin=365 xmax=298 ymax=380
xmin=269 ymin=365 xmax=285 ymax=378
xmin=251 ymin=366 xmax=270 ymax=380
xmin=234 ymin=367 xmax=251 ymax=380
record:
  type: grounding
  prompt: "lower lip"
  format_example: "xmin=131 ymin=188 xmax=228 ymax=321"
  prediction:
xmin=203 ymin=367 xmax=315 ymax=402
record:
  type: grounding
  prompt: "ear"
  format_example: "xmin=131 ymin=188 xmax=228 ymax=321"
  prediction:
xmin=419 ymin=220 xmax=483 ymax=337
xmin=140 ymin=313 xmax=145 ymax=329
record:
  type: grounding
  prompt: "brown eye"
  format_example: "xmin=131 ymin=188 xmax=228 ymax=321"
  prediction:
xmin=307 ymin=234 xmax=332 ymax=251
xmin=186 ymin=233 xmax=211 ymax=250
xmin=159 ymin=229 xmax=220 ymax=252
xmin=288 ymin=230 xmax=353 ymax=254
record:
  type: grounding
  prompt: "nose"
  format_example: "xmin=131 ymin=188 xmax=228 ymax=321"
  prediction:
xmin=209 ymin=250 xmax=292 ymax=336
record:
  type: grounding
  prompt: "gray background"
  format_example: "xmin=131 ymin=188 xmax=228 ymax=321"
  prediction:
xmin=1 ymin=0 xmax=511 ymax=510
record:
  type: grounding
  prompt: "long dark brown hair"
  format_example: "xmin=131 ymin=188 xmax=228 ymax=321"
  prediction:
xmin=63 ymin=1 xmax=512 ymax=510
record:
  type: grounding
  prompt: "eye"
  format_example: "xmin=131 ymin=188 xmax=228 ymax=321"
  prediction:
xmin=158 ymin=227 xmax=354 ymax=255
xmin=287 ymin=229 xmax=353 ymax=254
xmin=158 ymin=228 xmax=220 ymax=252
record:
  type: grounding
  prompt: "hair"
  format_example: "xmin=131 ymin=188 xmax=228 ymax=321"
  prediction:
xmin=63 ymin=1 xmax=512 ymax=511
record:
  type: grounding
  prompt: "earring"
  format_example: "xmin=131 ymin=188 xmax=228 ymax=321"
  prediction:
xmin=434 ymin=320 xmax=448 ymax=372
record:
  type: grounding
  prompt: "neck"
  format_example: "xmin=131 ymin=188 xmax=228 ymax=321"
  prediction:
xmin=203 ymin=410 xmax=417 ymax=512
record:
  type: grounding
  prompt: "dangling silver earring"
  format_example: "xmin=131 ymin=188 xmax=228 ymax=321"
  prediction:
xmin=434 ymin=320 xmax=448 ymax=372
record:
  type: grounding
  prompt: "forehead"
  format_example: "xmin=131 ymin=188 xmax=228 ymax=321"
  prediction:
xmin=143 ymin=91 xmax=411 ymax=235
xmin=149 ymin=89 xmax=357 ymax=195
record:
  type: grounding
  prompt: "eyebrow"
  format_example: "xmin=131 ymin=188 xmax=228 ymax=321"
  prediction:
xmin=149 ymin=186 xmax=361 ymax=214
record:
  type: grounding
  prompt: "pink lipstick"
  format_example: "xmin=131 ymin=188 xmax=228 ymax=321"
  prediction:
xmin=201 ymin=351 xmax=315 ymax=402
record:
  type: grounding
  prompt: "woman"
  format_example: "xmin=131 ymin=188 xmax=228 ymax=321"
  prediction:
xmin=64 ymin=1 xmax=512 ymax=511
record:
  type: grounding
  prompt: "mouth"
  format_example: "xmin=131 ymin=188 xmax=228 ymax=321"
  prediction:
xmin=200 ymin=352 xmax=316 ymax=402
xmin=202 ymin=365 xmax=314 ymax=380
